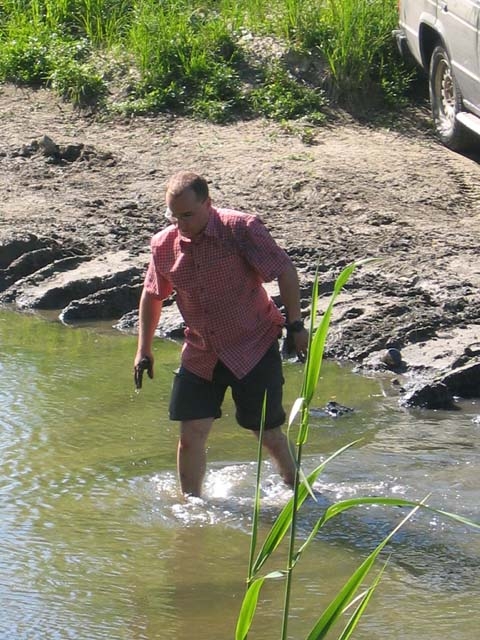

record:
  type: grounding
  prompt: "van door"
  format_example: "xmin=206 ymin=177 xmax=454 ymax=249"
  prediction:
xmin=438 ymin=0 xmax=480 ymax=110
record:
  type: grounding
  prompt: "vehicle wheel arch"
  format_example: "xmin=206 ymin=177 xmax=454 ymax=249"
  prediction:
xmin=419 ymin=23 xmax=444 ymax=71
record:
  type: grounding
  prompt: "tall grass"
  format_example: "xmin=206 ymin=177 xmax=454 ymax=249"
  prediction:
xmin=126 ymin=1 xmax=244 ymax=118
xmin=0 ymin=1 xmax=412 ymax=117
xmin=80 ymin=0 xmax=133 ymax=46
xmin=236 ymin=262 xmax=480 ymax=639
xmin=314 ymin=0 xmax=408 ymax=103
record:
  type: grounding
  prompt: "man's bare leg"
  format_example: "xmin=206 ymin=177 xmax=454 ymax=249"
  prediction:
xmin=254 ymin=426 xmax=296 ymax=487
xmin=177 ymin=418 xmax=214 ymax=497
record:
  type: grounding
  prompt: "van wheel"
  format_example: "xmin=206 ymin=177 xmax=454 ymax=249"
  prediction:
xmin=429 ymin=45 xmax=470 ymax=150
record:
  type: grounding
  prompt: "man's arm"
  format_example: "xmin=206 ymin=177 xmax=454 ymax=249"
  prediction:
xmin=277 ymin=262 xmax=309 ymax=357
xmin=134 ymin=288 xmax=163 ymax=373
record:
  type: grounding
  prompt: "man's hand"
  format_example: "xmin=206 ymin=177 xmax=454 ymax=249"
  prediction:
xmin=134 ymin=355 xmax=154 ymax=390
xmin=282 ymin=326 xmax=309 ymax=362
xmin=292 ymin=327 xmax=309 ymax=362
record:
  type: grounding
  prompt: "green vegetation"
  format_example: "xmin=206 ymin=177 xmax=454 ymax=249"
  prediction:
xmin=237 ymin=263 xmax=480 ymax=639
xmin=0 ymin=1 xmax=414 ymax=120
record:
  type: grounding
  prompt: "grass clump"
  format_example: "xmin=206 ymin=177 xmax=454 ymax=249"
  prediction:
xmin=124 ymin=5 xmax=245 ymax=121
xmin=0 ymin=0 xmax=416 ymax=120
xmin=0 ymin=23 xmax=52 ymax=85
xmin=0 ymin=13 xmax=107 ymax=107
xmin=250 ymin=62 xmax=326 ymax=122
xmin=49 ymin=55 xmax=107 ymax=107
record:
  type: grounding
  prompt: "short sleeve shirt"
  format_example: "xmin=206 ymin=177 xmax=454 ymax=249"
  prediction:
xmin=144 ymin=207 xmax=291 ymax=380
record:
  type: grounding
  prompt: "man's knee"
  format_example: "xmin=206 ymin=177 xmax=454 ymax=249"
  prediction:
xmin=179 ymin=418 xmax=213 ymax=448
xmin=259 ymin=426 xmax=287 ymax=446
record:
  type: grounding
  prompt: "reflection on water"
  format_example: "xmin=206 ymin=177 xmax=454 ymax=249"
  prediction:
xmin=0 ymin=309 xmax=478 ymax=640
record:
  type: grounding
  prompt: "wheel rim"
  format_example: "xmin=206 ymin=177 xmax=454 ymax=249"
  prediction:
xmin=435 ymin=58 xmax=456 ymax=135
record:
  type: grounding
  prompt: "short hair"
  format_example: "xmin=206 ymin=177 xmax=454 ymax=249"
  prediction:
xmin=166 ymin=171 xmax=209 ymax=201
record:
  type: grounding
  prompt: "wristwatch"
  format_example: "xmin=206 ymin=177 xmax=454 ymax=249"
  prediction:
xmin=286 ymin=320 xmax=305 ymax=333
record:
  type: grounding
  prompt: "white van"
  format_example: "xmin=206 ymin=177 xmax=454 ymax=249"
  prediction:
xmin=395 ymin=0 xmax=480 ymax=150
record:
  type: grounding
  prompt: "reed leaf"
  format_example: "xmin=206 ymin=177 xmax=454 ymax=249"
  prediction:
xmin=235 ymin=576 xmax=266 ymax=640
xmin=337 ymin=561 xmax=389 ymax=640
xmin=293 ymin=496 xmax=480 ymax=569
xmin=304 ymin=262 xmax=357 ymax=407
xmin=305 ymin=501 xmax=426 ymax=640
xmin=287 ymin=395 xmax=306 ymax=428
xmin=247 ymin=393 xmax=267 ymax=584
xmin=251 ymin=441 xmax=360 ymax=576
xmin=236 ymin=570 xmax=285 ymax=640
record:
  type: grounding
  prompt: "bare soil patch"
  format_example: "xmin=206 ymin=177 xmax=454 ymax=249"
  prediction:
xmin=1 ymin=84 xmax=479 ymax=404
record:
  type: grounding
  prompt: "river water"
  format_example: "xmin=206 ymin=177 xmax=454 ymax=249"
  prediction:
xmin=0 ymin=309 xmax=478 ymax=640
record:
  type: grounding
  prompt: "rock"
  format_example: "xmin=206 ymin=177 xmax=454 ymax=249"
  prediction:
xmin=61 ymin=143 xmax=84 ymax=162
xmin=465 ymin=343 xmax=480 ymax=357
xmin=0 ymin=234 xmax=48 ymax=269
xmin=114 ymin=309 xmax=138 ymax=333
xmin=39 ymin=135 xmax=60 ymax=158
xmin=16 ymin=139 xmax=39 ymax=157
xmin=381 ymin=347 xmax=403 ymax=369
xmin=0 ymin=250 xmax=147 ymax=315
xmin=155 ymin=304 xmax=185 ymax=338
xmin=115 ymin=299 xmax=185 ymax=338
xmin=339 ymin=306 xmax=364 ymax=321
xmin=398 ymin=356 xmax=480 ymax=409
xmin=453 ymin=343 xmax=480 ymax=368
xmin=60 ymin=283 xmax=143 ymax=323
xmin=400 ymin=381 xmax=457 ymax=410
xmin=0 ymin=245 xmax=76 ymax=292
xmin=404 ymin=324 xmax=438 ymax=343
xmin=310 ymin=401 xmax=354 ymax=418
xmin=440 ymin=360 xmax=480 ymax=399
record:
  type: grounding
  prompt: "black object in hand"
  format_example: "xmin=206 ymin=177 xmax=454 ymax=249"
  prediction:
xmin=281 ymin=329 xmax=305 ymax=363
xmin=134 ymin=356 xmax=153 ymax=390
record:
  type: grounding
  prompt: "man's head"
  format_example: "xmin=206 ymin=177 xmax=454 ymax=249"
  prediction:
xmin=165 ymin=171 xmax=211 ymax=238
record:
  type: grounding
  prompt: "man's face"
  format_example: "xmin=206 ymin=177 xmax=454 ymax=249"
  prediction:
xmin=165 ymin=188 xmax=211 ymax=239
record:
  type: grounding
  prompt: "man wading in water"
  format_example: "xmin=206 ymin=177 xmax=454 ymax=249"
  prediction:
xmin=134 ymin=171 xmax=309 ymax=497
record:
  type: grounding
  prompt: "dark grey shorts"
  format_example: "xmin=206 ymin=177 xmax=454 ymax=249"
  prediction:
xmin=169 ymin=342 xmax=286 ymax=430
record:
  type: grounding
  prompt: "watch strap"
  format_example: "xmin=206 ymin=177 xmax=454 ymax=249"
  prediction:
xmin=286 ymin=320 xmax=304 ymax=333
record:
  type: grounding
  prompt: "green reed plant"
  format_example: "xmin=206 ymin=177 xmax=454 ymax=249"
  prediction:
xmin=35 ymin=0 xmax=75 ymax=31
xmin=314 ymin=0 xmax=404 ymax=101
xmin=79 ymin=0 xmax=133 ymax=46
xmin=236 ymin=261 xmax=480 ymax=640
xmin=44 ymin=35 xmax=106 ymax=107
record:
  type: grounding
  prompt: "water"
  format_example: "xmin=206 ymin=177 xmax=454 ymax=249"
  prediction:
xmin=0 ymin=309 xmax=478 ymax=640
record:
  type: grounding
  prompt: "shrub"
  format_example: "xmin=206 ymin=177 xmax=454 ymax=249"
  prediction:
xmin=250 ymin=63 xmax=326 ymax=121
xmin=0 ymin=32 xmax=51 ymax=85
xmin=49 ymin=58 xmax=107 ymax=107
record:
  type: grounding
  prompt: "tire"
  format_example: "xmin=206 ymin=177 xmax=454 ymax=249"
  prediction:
xmin=429 ymin=45 xmax=471 ymax=151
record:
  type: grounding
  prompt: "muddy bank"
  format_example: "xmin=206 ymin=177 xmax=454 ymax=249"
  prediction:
xmin=1 ymin=85 xmax=479 ymax=408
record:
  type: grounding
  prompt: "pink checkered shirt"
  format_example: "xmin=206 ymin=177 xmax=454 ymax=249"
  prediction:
xmin=144 ymin=206 xmax=291 ymax=380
